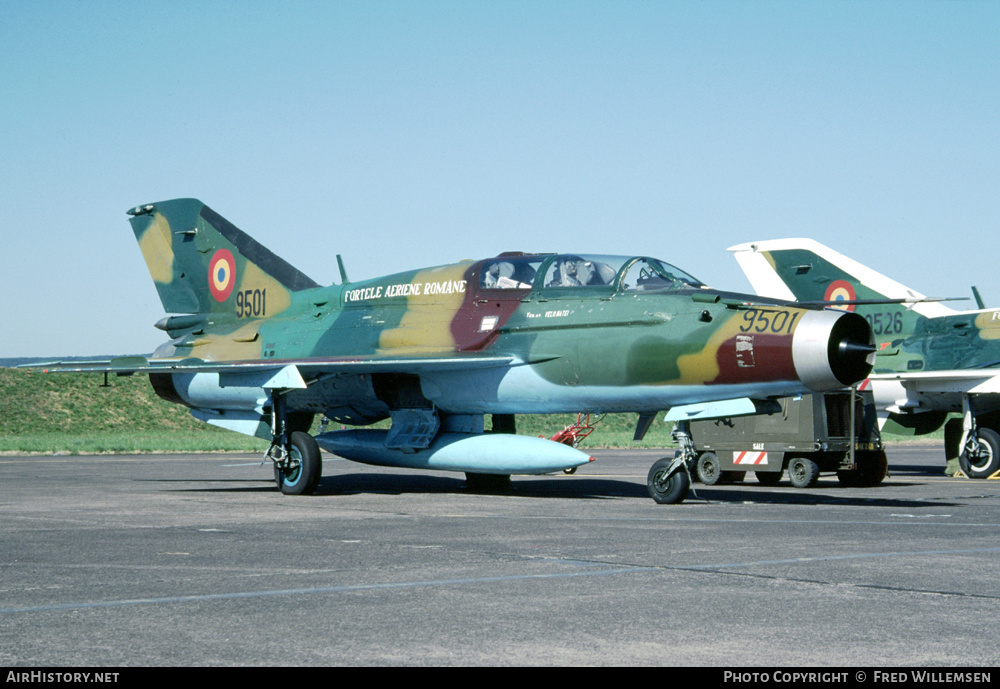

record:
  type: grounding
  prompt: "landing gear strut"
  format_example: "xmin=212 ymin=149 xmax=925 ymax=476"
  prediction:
xmin=271 ymin=431 xmax=322 ymax=495
xmin=957 ymin=396 xmax=1000 ymax=479
xmin=267 ymin=393 xmax=322 ymax=495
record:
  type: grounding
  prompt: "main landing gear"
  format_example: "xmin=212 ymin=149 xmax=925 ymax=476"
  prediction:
xmin=267 ymin=393 xmax=322 ymax=495
xmin=959 ymin=427 xmax=1000 ymax=480
xmin=956 ymin=396 xmax=1000 ymax=480
xmin=271 ymin=431 xmax=322 ymax=495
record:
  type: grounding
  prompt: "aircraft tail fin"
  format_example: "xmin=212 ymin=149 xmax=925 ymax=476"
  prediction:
xmin=128 ymin=199 xmax=320 ymax=317
xmin=728 ymin=238 xmax=955 ymax=318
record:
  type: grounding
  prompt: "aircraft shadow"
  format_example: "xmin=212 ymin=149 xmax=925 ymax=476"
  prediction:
xmin=687 ymin=486 xmax=958 ymax=508
xmin=153 ymin=479 xmax=287 ymax=494
xmin=886 ymin=463 xmax=953 ymax=477
xmin=160 ymin=473 xmax=958 ymax=507
xmin=156 ymin=472 xmax=649 ymax=499
xmin=318 ymin=473 xmax=648 ymax=500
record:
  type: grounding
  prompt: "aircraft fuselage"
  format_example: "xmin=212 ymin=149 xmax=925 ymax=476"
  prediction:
xmin=150 ymin=251 xmax=874 ymax=428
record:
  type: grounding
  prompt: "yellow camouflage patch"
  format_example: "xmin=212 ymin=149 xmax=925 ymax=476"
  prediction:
xmin=378 ymin=264 xmax=469 ymax=354
xmin=138 ymin=213 xmax=174 ymax=284
xmin=975 ymin=310 xmax=1000 ymax=340
xmin=178 ymin=320 xmax=263 ymax=361
xmin=671 ymin=312 xmax=747 ymax=384
xmin=235 ymin=263 xmax=293 ymax=318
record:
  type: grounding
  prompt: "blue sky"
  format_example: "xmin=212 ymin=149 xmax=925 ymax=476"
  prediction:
xmin=3 ymin=0 xmax=998 ymax=356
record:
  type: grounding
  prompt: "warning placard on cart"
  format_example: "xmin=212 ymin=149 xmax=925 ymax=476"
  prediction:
xmin=733 ymin=451 xmax=768 ymax=465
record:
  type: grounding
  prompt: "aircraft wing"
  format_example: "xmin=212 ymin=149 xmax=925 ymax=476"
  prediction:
xmin=863 ymin=368 xmax=1000 ymax=416
xmin=21 ymin=353 xmax=529 ymax=381
xmin=869 ymin=369 xmax=1000 ymax=395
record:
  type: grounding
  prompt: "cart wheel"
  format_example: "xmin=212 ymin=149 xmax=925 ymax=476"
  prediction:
xmin=838 ymin=450 xmax=888 ymax=487
xmin=696 ymin=452 xmax=723 ymax=485
xmin=837 ymin=469 xmax=860 ymax=487
xmin=787 ymin=455 xmax=820 ymax=488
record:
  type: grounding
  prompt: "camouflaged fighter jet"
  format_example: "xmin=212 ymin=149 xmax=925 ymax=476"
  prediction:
xmin=731 ymin=238 xmax=1000 ymax=479
xmin=34 ymin=200 xmax=876 ymax=503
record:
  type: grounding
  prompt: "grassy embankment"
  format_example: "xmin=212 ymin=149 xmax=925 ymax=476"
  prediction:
xmin=0 ymin=368 xmax=269 ymax=453
xmin=1 ymin=368 xmax=945 ymax=455
xmin=0 ymin=368 xmax=678 ymax=454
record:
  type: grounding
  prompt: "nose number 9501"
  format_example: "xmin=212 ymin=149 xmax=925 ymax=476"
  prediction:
xmin=738 ymin=309 xmax=801 ymax=335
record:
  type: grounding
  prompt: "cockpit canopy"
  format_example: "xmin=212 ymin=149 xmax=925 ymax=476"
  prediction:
xmin=479 ymin=254 xmax=704 ymax=292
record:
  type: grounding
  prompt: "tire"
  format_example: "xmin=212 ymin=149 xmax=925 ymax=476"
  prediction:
xmin=755 ymin=471 xmax=782 ymax=486
xmin=277 ymin=432 xmax=322 ymax=495
xmin=837 ymin=470 xmax=859 ymax=487
xmin=787 ymin=455 xmax=820 ymax=488
xmin=465 ymin=473 xmax=511 ymax=492
xmin=696 ymin=452 xmax=723 ymax=485
xmin=959 ymin=427 xmax=1000 ymax=479
xmin=839 ymin=450 xmax=888 ymax=487
xmin=647 ymin=458 xmax=690 ymax=504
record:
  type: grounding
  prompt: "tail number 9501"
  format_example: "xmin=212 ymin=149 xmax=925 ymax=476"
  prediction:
xmin=236 ymin=289 xmax=266 ymax=318
xmin=739 ymin=309 xmax=801 ymax=334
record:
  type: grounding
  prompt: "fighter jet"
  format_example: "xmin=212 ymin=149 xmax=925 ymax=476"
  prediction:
xmin=730 ymin=238 xmax=1000 ymax=479
xmin=32 ymin=200 xmax=876 ymax=503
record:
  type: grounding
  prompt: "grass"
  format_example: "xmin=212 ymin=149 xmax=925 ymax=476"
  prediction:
xmin=0 ymin=368 xmax=942 ymax=455
xmin=0 ymin=369 xmax=676 ymax=454
xmin=0 ymin=369 xmax=269 ymax=454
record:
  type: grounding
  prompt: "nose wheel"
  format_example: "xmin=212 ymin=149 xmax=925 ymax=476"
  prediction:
xmin=646 ymin=420 xmax=695 ymax=504
xmin=647 ymin=456 xmax=691 ymax=504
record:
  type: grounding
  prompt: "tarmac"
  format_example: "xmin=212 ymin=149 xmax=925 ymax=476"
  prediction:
xmin=2 ymin=444 xmax=999 ymax=667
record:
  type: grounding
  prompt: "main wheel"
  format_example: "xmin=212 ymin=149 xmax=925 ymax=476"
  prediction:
xmin=276 ymin=432 xmax=322 ymax=495
xmin=959 ymin=427 xmax=1000 ymax=479
xmin=647 ymin=458 xmax=690 ymax=504
xmin=465 ymin=473 xmax=511 ymax=492
xmin=787 ymin=455 xmax=820 ymax=488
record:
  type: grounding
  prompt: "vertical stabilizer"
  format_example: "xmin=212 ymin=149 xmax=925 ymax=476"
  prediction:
xmin=728 ymin=238 xmax=955 ymax=319
xmin=128 ymin=199 xmax=320 ymax=316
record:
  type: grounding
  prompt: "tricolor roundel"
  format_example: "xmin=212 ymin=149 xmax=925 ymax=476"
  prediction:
xmin=823 ymin=279 xmax=856 ymax=312
xmin=209 ymin=249 xmax=236 ymax=302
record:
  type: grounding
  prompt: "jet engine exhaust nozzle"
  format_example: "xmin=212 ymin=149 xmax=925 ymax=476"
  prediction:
xmin=792 ymin=310 xmax=876 ymax=391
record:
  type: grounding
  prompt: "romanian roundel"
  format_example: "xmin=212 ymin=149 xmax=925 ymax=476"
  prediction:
xmin=823 ymin=279 xmax=856 ymax=312
xmin=209 ymin=249 xmax=236 ymax=302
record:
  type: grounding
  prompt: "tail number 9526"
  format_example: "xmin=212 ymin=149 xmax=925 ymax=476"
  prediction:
xmin=236 ymin=289 xmax=266 ymax=318
xmin=739 ymin=309 xmax=801 ymax=334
